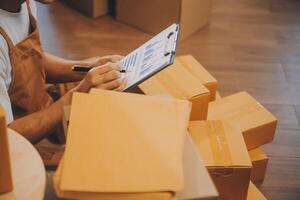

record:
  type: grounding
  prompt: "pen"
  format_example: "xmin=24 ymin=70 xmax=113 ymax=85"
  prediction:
xmin=72 ymin=66 xmax=130 ymax=73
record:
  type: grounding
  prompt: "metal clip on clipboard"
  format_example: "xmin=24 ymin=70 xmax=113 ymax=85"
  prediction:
xmin=124 ymin=23 xmax=180 ymax=91
xmin=164 ymin=28 xmax=178 ymax=60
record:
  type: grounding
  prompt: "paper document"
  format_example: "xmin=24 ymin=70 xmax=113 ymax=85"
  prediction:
xmin=121 ymin=23 xmax=179 ymax=91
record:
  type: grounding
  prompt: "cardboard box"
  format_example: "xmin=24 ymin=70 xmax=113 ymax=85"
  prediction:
xmin=176 ymin=55 xmax=218 ymax=101
xmin=247 ymin=182 xmax=267 ymax=200
xmin=0 ymin=106 xmax=13 ymax=194
xmin=59 ymin=90 xmax=191 ymax=195
xmin=64 ymin=0 xmax=109 ymax=18
xmin=189 ymin=120 xmax=252 ymax=200
xmin=54 ymin=134 xmax=218 ymax=200
xmin=116 ymin=0 xmax=212 ymax=40
xmin=248 ymin=148 xmax=268 ymax=183
xmin=139 ymin=62 xmax=210 ymax=120
xmin=208 ymin=92 xmax=277 ymax=150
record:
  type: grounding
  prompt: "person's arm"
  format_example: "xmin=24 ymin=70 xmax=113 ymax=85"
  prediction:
xmin=8 ymin=62 xmax=127 ymax=144
xmin=44 ymin=52 xmax=123 ymax=83
xmin=8 ymin=90 xmax=72 ymax=143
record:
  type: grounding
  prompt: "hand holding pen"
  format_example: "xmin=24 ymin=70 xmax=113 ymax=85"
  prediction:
xmin=72 ymin=62 xmax=128 ymax=92
xmin=72 ymin=65 xmax=130 ymax=73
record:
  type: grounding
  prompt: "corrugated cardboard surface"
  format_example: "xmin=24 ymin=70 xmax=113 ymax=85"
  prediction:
xmin=179 ymin=0 xmax=212 ymax=40
xmin=249 ymin=148 xmax=268 ymax=183
xmin=189 ymin=120 xmax=251 ymax=200
xmin=247 ymin=182 xmax=266 ymax=200
xmin=175 ymin=55 xmax=218 ymax=101
xmin=0 ymin=106 xmax=13 ymax=194
xmin=116 ymin=0 xmax=212 ymax=40
xmin=60 ymin=90 xmax=190 ymax=193
xmin=64 ymin=0 xmax=108 ymax=18
xmin=208 ymin=91 xmax=277 ymax=150
xmin=93 ymin=0 xmax=109 ymax=18
xmin=139 ymin=62 xmax=210 ymax=120
xmin=116 ymin=0 xmax=180 ymax=35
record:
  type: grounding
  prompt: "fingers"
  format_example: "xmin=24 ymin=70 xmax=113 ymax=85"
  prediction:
xmin=97 ymin=55 xmax=124 ymax=65
xmin=105 ymin=55 xmax=124 ymax=62
xmin=78 ymin=61 xmax=127 ymax=93
xmin=110 ymin=55 xmax=124 ymax=63
xmin=90 ymin=62 xmax=121 ymax=75
xmin=99 ymin=78 xmax=127 ymax=91
xmin=90 ymin=70 xmax=121 ymax=87
xmin=114 ymin=78 xmax=128 ymax=91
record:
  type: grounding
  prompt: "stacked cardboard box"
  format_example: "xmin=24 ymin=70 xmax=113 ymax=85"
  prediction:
xmin=116 ymin=0 xmax=212 ymax=40
xmin=139 ymin=61 xmax=210 ymax=121
xmin=58 ymin=54 xmax=275 ymax=199
xmin=248 ymin=148 xmax=269 ymax=183
xmin=189 ymin=120 xmax=252 ymax=200
xmin=64 ymin=0 xmax=109 ymax=18
xmin=140 ymin=55 xmax=220 ymax=120
xmin=139 ymin=55 xmax=276 ymax=199
xmin=175 ymin=55 xmax=218 ymax=101
xmin=207 ymin=91 xmax=277 ymax=150
xmin=207 ymin=91 xmax=275 ymax=185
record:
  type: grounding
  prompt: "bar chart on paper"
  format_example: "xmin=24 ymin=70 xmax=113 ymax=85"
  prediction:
xmin=120 ymin=24 xmax=179 ymax=90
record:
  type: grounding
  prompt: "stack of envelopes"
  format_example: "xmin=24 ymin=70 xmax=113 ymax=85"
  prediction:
xmin=54 ymin=89 xmax=218 ymax=200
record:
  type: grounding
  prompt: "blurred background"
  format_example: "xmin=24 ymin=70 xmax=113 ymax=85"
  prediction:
xmin=37 ymin=0 xmax=300 ymax=199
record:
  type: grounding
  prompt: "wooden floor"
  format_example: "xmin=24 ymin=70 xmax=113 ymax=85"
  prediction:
xmin=37 ymin=0 xmax=300 ymax=199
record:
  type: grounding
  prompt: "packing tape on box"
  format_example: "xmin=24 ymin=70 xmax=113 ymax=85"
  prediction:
xmin=212 ymin=102 xmax=263 ymax=121
xmin=155 ymin=68 xmax=190 ymax=98
xmin=207 ymin=121 xmax=232 ymax=167
xmin=175 ymin=57 xmax=194 ymax=75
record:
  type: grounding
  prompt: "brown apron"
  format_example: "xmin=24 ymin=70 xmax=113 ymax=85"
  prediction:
xmin=0 ymin=0 xmax=64 ymax=168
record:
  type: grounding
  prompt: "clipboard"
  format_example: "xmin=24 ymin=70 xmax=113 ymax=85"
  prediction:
xmin=122 ymin=23 xmax=180 ymax=91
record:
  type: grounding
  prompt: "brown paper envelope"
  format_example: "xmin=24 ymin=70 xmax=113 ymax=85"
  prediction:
xmin=176 ymin=134 xmax=218 ymax=200
xmin=61 ymin=91 xmax=190 ymax=193
xmin=54 ymin=158 xmax=173 ymax=200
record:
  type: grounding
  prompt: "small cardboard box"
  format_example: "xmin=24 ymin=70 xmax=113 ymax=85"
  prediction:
xmin=0 ymin=106 xmax=13 ymax=194
xmin=248 ymin=148 xmax=268 ymax=183
xmin=208 ymin=91 xmax=277 ymax=150
xmin=176 ymin=55 xmax=218 ymax=101
xmin=139 ymin=62 xmax=210 ymax=120
xmin=189 ymin=120 xmax=252 ymax=200
xmin=116 ymin=0 xmax=212 ymax=40
xmin=247 ymin=182 xmax=267 ymax=200
xmin=64 ymin=0 xmax=109 ymax=18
